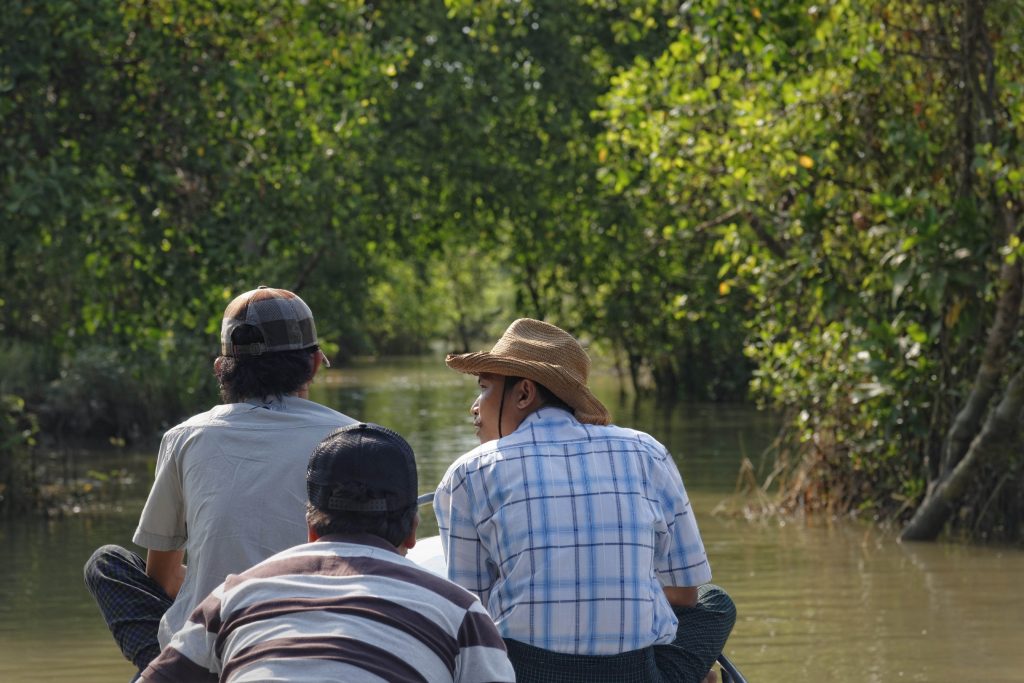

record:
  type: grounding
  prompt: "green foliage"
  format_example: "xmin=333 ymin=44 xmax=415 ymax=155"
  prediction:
xmin=4 ymin=0 xmax=1022 ymax=536
xmin=43 ymin=345 xmax=214 ymax=439
xmin=0 ymin=393 xmax=39 ymax=516
xmin=595 ymin=0 xmax=1024 ymax=536
xmin=1 ymin=1 xmax=742 ymax=406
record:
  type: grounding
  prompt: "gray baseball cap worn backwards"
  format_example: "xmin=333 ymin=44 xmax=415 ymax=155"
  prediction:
xmin=307 ymin=423 xmax=418 ymax=514
xmin=221 ymin=286 xmax=317 ymax=357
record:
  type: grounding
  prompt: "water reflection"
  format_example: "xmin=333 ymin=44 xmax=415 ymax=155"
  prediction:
xmin=707 ymin=514 xmax=1024 ymax=682
xmin=1 ymin=357 xmax=1022 ymax=683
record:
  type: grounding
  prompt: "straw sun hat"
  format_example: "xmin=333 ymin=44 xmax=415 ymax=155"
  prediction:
xmin=445 ymin=318 xmax=611 ymax=426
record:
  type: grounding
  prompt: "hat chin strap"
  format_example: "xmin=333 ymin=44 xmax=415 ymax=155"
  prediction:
xmin=497 ymin=376 xmax=509 ymax=439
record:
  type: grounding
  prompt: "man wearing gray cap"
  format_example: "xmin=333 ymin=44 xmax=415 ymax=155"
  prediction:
xmin=139 ymin=423 xmax=515 ymax=683
xmin=84 ymin=286 xmax=355 ymax=678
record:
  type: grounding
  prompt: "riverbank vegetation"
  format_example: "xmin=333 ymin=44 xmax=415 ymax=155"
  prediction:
xmin=2 ymin=1 xmax=1021 ymax=542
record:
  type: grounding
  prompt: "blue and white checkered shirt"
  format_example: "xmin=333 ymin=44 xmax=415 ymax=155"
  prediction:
xmin=434 ymin=407 xmax=712 ymax=655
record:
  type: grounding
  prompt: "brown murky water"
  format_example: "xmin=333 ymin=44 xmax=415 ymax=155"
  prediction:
xmin=2 ymin=358 xmax=1022 ymax=682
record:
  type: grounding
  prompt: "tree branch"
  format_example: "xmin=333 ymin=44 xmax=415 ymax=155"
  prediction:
xmin=902 ymin=362 xmax=1024 ymax=541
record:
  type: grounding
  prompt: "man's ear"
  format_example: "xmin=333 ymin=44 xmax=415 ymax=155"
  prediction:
xmin=308 ymin=525 xmax=321 ymax=543
xmin=213 ymin=356 xmax=225 ymax=377
xmin=399 ymin=512 xmax=420 ymax=555
xmin=517 ymin=379 xmax=542 ymax=410
xmin=310 ymin=349 xmax=323 ymax=378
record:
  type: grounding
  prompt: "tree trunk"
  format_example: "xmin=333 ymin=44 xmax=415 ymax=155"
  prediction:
xmin=938 ymin=258 xmax=1022 ymax=477
xmin=899 ymin=0 xmax=1024 ymax=542
xmin=901 ymin=364 xmax=1024 ymax=541
xmin=938 ymin=0 xmax=1024 ymax=478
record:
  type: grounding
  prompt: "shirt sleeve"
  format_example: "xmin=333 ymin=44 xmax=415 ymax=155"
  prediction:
xmin=650 ymin=445 xmax=713 ymax=587
xmin=435 ymin=461 xmax=498 ymax=607
xmin=141 ymin=587 xmax=224 ymax=682
xmin=453 ymin=603 xmax=516 ymax=682
xmin=133 ymin=427 xmax=188 ymax=550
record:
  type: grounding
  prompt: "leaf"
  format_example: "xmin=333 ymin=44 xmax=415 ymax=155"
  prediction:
xmin=852 ymin=382 xmax=889 ymax=404
xmin=892 ymin=264 xmax=913 ymax=307
xmin=922 ymin=270 xmax=948 ymax=314
xmin=906 ymin=322 xmax=929 ymax=344
xmin=945 ymin=297 xmax=966 ymax=328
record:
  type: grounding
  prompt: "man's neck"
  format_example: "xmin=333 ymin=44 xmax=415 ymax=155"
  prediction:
xmin=314 ymin=532 xmax=400 ymax=554
xmin=236 ymin=386 xmax=309 ymax=405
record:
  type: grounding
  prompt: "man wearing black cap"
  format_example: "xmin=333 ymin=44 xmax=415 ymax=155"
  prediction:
xmin=138 ymin=423 xmax=516 ymax=683
xmin=84 ymin=286 xmax=355 ymax=678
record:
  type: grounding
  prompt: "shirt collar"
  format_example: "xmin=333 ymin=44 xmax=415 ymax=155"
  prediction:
xmin=242 ymin=394 xmax=294 ymax=411
xmin=315 ymin=532 xmax=400 ymax=553
xmin=519 ymin=406 xmax=577 ymax=429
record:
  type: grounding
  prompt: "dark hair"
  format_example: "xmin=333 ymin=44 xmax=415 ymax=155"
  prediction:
xmin=503 ymin=375 xmax=572 ymax=412
xmin=305 ymin=485 xmax=417 ymax=547
xmin=216 ymin=324 xmax=317 ymax=403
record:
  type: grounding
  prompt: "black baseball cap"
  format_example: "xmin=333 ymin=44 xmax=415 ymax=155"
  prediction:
xmin=307 ymin=423 xmax=418 ymax=513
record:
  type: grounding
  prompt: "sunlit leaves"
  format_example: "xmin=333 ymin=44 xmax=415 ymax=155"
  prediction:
xmin=589 ymin=0 xmax=1023 ymax=523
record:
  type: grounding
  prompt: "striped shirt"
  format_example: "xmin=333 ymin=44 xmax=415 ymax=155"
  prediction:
xmin=434 ymin=407 xmax=712 ymax=656
xmin=140 ymin=534 xmax=515 ymax=683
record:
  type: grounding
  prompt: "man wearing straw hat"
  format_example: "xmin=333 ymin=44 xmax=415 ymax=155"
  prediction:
xmin=435 ymin=318 xmax=735 ymax=683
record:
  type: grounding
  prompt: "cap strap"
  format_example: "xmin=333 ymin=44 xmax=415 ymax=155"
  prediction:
xmin=228 ymin=342 xmax=267 ymax=356
xmin=327 ymin=496 xmax=391 ymax=512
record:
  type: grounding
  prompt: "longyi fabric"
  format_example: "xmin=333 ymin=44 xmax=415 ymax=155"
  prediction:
xmin=83 ymin=545 xmax=173 ymax=672
xmin=504 ymin=585 xmax=736 ymax=683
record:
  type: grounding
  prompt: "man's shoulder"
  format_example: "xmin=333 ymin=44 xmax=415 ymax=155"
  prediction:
xmin=168 ymin=399 xmax=353 ymax=432
xmin=517 ymin=410 xmax=668 ymax=451
xmin=540 ymin=419 xmax=674 ymax=463
xmin=259 ymin=541 xmax=484 ymax=606
xmin=590 ymin=422 xmax=665 ymax=447
xmin=443 ymin=439 xmax=507 ymax=480
xmin=281 ymin=396 xmax=354 ymax=423
xmin=162 ymin=404 xmax=229 ymax=434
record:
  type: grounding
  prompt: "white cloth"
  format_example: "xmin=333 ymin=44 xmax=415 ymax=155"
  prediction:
xmin=133 ymin=395 xmax=354 ymax=648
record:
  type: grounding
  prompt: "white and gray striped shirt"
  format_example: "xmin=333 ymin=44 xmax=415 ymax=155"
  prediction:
xmin=141 ymin=534 xmax=515 ymax=683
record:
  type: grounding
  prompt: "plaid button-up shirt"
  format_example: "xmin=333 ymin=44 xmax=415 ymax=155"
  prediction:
xmin=435 ymin=407 xmax=712 ymax=655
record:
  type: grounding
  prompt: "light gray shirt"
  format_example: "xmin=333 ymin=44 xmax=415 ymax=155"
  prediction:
xmin=133 ymin=395 xmax=355 ymax=648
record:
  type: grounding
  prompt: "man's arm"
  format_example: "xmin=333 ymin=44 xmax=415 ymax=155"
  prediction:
xmin=651 ymin=446 xmax=713 ymax=589
xmin=663 ymin=585 xmax=698 ymax=608
xmin=434 ymin=468 xmax=498 ymax=605
xmin=454 ymin=605 xmax=516 ymax=682
xmin=139 ymin=609 xmax=220 ymax=683
xmin=146 ymin=549 xmax=186 ymax=599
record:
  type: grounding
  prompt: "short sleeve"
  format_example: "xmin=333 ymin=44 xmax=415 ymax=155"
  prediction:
xmin=140 ymin=591 xmax=223 ymax=682
xmin=453 ymin=603 xmax=516 ymax=682
xmin=133 ymin=428 xmax=188 ymax=550
xmin=435 ymin=462 xmax=498 ymax=607
xmin=650 ymin=447 xmax=712 ymax=587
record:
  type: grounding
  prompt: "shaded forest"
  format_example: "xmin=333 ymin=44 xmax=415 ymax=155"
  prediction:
xmin=2 ymin=0 xmax=1022 ymax=542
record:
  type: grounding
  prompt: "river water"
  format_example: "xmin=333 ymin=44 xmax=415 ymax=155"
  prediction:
xmin=1 ymin=357 xmax=1022 ymax=682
